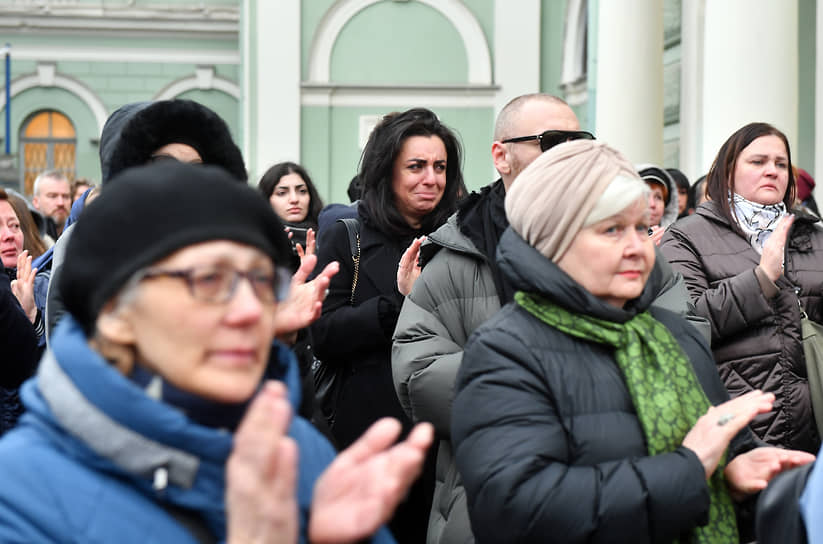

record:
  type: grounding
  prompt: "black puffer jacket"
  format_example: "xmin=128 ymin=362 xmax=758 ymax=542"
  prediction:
xmin=452 ymin=228 xmax=756 ymax=544
xmin=660 ymin=202 xmax=823 ymax=452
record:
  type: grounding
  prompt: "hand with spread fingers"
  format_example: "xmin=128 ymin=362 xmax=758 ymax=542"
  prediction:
xmin=274 ymin=254 xmax=339 ymax=339
xmin=724 ymin=446 xmax=815 ymax=500
xmin=682 ymin=390 xmax=776 ymax=479
xmin=760 ymin=214 xmax=794 ymax=282
xmin=309 ymin=419 xmax=434 ymax=544
xmin=10 ymin=250 xmax=37 ymax=323
xmin=397 ymin=236 xmax=425 ymax=296
xmin=295 ymin=228 xmax=316 ymax=262
xmin=226 ymin=381 xmax=299 ymax=544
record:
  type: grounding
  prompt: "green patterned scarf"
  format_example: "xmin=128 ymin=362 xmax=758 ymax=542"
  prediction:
xmin=515 ymin=291 xmax=737 ymax=544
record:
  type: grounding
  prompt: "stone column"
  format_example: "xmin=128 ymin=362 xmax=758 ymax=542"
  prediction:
xmin=700 ymin=0 xmax=798 ymax=173
xmin=242 ymin=0 xmax=301 ymax=183
xmin=595 ymin=0 xmax=664 ymax=164
xmin=493 ymin=0 xmax=541 ymax=117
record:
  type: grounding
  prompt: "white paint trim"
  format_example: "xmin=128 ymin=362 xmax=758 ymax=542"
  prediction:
xmin=308 ymin=0 xmax=492 ymax=85
xmin=241 ymin=0 xmax=252 ymax=168
xmin=678 ymin=0 xmax=705 ymax=180
xmin=301 ymin=84 xmax=498 ymax=108
xmin=0 ymin=67 xmax=108 ymax=134
xmin=154 ymin=69 xmax=241 ymax=100
xmin=8 ymin=45 xmax=240 ymax=65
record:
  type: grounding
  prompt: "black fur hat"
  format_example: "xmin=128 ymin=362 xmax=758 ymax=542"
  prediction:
xmin=100 ymin=99 xmax=247 ymax=184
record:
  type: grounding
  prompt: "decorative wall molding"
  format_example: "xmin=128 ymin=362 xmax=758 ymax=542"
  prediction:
xmin=301 ymin=83 xmax=498 ymax=108
xmin=0 ymin=64 xmax=108 ymax=134
xmin=307 ymin=0 xmax=492 ymax=85
xmin=0 ymin=3 xmax=238 ymax=38
xmin=7 ymin=45 xmax=240 ymax=65
xmin=154 ymin=67 xmax=241 ymax=100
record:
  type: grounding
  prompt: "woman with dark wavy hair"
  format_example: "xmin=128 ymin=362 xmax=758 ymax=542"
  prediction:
xmin=312 ymin=107 xmax=464 ymax=543
xmin=661 ymin=122 xmax=823 ymax=453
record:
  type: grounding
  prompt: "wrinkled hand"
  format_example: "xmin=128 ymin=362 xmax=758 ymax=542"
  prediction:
xmin=309 ymin=420 xmax=434 ymax=544
xmin=682 ymin=390 xmax=775 ymax=479
xmin=397 ymin=236 xmax=425 ymax=296
xmin=274 ymin=255 xmax=339 ymax=338
xmin=760 ymin=214 xmax=794 ymax=282
xmin=10 ymin=250 xmax=37 ymax=323
xmin=226 ymin=381 xmax=298 ymax=544
xmin=649 ymin=225 xmax=666 ymax=247
xmin=295 ymin=228 xmax=316 ymax=262
xmin=724 ymin=446 xmax=815 ymax=501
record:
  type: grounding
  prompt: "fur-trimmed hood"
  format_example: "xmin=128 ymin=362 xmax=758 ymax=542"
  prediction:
xmin=99 ymin=99 xmax=247 ymax=184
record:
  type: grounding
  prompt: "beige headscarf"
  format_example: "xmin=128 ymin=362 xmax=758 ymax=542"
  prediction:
xmin=505 ymin=139 xmax=641 ymax=262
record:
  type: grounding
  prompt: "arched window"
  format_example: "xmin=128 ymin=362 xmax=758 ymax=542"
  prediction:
xmin=20 ymin=111 xmax=76 ymax=196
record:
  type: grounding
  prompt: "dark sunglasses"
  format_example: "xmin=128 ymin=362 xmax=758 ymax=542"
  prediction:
xmin=501 ymin=130 xmax=595 ymax=153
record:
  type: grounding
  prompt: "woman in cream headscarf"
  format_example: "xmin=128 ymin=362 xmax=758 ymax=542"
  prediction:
xmin=450 ymin=139 xmax=814 ymax=543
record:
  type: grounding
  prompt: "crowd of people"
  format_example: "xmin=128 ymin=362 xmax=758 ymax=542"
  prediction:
xmin=0 ymin=93 xmax=822 ymax=543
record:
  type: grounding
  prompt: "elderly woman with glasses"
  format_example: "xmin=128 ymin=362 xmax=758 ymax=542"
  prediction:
xmin=0 ymin=162 xmax=433 ymax=544
xmin=451 ymin=140 xmax=813 ymax=543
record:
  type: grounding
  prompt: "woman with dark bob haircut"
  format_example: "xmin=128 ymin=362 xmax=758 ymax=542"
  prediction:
xmin=661 ymin=122 xmax=823 ymax=453
xmin=312 ymin=107 xmax=464 ymax=543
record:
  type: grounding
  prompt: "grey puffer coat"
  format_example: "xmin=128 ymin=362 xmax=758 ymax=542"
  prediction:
xmin=660 ymin=201 xmax=823 ymax=452
xmin=393 ymin=212 xmax=700 ymax=544
xmin=452 ymin=228 xmax=757 ymax=544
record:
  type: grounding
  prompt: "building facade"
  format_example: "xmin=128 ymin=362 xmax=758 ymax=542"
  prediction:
xmin=0 ymin=0 xmax=818 ymax=202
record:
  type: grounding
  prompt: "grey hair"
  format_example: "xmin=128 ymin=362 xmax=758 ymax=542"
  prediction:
xmin=90 ymin=266 xmax=146 ymax=337
xmin=583 ymin=175 xmax=650 ymax=227
xmin=494 ymin=94 xmax=569 ymax=141
xmin=32 ymin=169 xmax=69 ymax=197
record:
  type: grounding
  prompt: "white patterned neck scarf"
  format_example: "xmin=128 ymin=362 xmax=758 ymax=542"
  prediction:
xmin=730 ymin=193 xmax=787 ymax=254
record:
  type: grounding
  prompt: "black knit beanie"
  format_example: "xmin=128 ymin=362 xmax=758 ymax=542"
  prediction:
xmin=101 ymin=99 xmax=247 ymax=184
xmin=61 ymin=161 xmax=290 ymax=335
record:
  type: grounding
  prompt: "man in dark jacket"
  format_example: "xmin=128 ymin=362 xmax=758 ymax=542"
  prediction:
xmin=391 ymin=94 xmax=700 ymax=544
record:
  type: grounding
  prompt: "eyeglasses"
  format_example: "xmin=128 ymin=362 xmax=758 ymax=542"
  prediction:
xmin=141 ymin=265 xmax=289 ymax=304
xmin=501 ymin=130 xmax=595 ymax=153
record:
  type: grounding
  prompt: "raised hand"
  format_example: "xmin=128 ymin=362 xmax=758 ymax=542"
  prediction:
xmin=295 ymin=228 xmax=316 ymax=262
xmin=682 ymin=390 xmax=775 ymax=479
xmin=10 ymin=250 xmax=37 ymax=323
xmin=760 ymin=214 xmax=794 ymax=282
xmin=397 ymin=236 xmax=425 ymax=296
xmin=309 ymin=420 xmax=434 ymax=543
xmin=226 ymin=381 xmax=298 ymax=544
xmin=273 ymin=254 xmax=339 ymax=339
xmin=724 ymin=446 xmax=815 ymax=500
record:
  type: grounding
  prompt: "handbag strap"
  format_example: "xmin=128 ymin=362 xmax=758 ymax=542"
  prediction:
xmin=338 ymin=218 xmax=361 ymax=305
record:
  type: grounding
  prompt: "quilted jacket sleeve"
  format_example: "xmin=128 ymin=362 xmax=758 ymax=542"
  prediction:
xmin=452 ymin=315 xmax=711 ymax=544
xmin=392 ymin=250 xmax=500 ymax=438
xmin=660 ymin=227 xmax=774 ymax=344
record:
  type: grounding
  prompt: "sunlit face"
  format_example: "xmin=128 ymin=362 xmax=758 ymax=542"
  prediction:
xmin=733 ymin=135 xmax=790 ymax=205
xmin=32 ymin=176 xmax=71 ymax=226
xmin=504 ymin=100 xmax=580 ymax=186
xmin=0 ymin=201 xmax=23 ymax=269
xmin=269 ymin=173 xmax=311 ymax=223
xmin=391 ymin=135 xmax=447 ymax=228
xmin=150 ymin=143 xmax=203 ymax=165
xmin=557 ymin=198 xmax=655 ymax=308
xmin=109 ymin=241 xmax=277 ymax=403
xmin=647 ymin=183 xmax=665 ymax=226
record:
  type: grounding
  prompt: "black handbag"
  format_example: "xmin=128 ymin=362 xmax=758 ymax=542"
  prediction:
xmin=312 ymin=217 xmax=360 ymax=428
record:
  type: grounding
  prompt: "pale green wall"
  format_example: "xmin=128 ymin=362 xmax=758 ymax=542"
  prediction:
xmin=797 ymin=0 xmax=816 ymax=175
xmin=302 ymin=105 xmax=493 ymax=205
xmin=331 ymin=2 xmax=467 ymax=84
xmin=300 ymin=0 xmax=496 ymax=204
